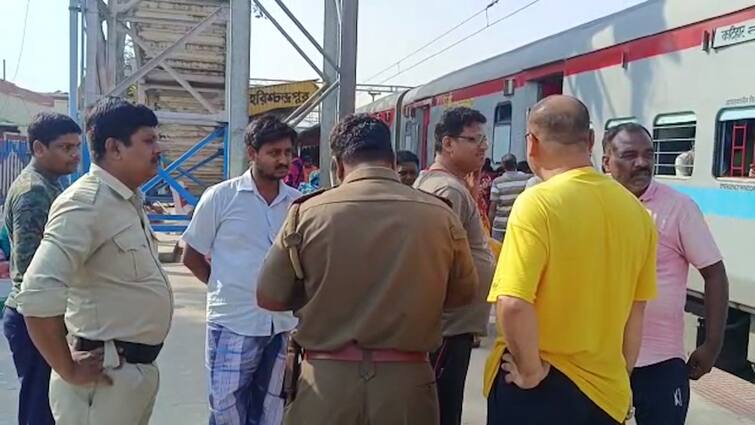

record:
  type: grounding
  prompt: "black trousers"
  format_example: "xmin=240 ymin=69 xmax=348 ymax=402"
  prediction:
xmin=631 ymin=358 xmax=690 ymax=425
xmin=430 ymin=333 xmax=474 ymax=425
xmin=487 ymin=366 xmax=620 ymax=425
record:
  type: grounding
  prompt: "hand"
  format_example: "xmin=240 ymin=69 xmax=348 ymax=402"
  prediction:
xmin=625 ymin=392 xmax=635 ymax=422
xmin=500 ymin=353 xmax=550 ymax=389
xmin=61 ymin=348 xmax=113 ymax=386
xmin=687 ymin=342 xmax=720 ymax=380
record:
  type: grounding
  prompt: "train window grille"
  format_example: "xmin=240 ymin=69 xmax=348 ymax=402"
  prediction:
xmin=652 ymin=113 xmax=696 ymax=177
xmin=492 ymin=103 xmax=512 ymax=162
xmin=715 ymin=108 xmax=755 ymax=178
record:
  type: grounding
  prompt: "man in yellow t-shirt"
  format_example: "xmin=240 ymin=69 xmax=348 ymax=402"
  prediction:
xmin=484 ymin=95 xmax=657 ymax=425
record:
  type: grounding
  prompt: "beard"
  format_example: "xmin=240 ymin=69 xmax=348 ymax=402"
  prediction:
xmin=256 ymin=164 xmax=289 ymax=181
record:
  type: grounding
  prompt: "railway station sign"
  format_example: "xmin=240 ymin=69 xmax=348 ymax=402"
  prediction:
xmin=248 ymin=80 xmax=319 ymax=116
xmin=712 ymin=19 xmax=755 ymax=49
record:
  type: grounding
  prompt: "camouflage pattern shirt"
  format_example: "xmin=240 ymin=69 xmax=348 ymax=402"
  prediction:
xmin=3 ymin=161 xmax=62 ymax=309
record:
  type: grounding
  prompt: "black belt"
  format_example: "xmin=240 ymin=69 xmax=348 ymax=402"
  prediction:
xmin=73 ymin=337 xmax=163 ymax=364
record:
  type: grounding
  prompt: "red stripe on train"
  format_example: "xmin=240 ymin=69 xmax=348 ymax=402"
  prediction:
xmin=406 ymin=6 xmax=755 ymax=108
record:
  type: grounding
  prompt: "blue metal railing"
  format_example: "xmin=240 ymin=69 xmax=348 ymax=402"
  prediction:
xmin=0 ymin=136 xmax=32 ymax=215
xmin=141 ymin=126 xmax=228 ymax=233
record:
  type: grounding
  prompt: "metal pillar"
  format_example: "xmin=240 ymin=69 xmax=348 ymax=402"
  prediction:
xmin=83 ymin=0 xmax=101 ymax=108
xmin=319 ymin=0 xmax=338 ymax=187
xmin=339 ymin=1 xmax=358 ymax=118
xmin=68 ymin=0 xmax=79 ymax=122
xmin=227 ymin=0 xmax=251 ymax=178
xmin=320 ymin=0 xmax=358 ymax=188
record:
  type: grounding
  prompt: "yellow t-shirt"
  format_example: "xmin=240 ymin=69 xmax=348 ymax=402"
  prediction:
xmin=483 ymin=167 xmax=657 ymax=422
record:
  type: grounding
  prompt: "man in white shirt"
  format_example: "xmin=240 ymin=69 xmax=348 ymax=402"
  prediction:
xmin=182 ymin=116 xmax=301 ymax=425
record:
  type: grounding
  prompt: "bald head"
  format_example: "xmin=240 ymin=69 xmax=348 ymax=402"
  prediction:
xmin=528 ymin=95 xmax=591 ymax=145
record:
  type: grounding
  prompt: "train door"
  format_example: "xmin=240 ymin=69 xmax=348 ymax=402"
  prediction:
xmin=492 ymin=103 xmax=513 ymax=163
xmin=403 ymin=118 xmax=419 ymax=154
xmin=537 ymin=74 xmax=563 ymax=99
xmin=415 ymin=105 xmax=431 ymax=168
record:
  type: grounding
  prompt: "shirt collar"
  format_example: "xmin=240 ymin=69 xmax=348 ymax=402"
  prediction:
xmin=238 ymin=170 xmax=295 ymax=200
xmin=342 ymin=166 xmax=401 ymax=185
xmin=28 ymin=159 xmax=62 ymax=187
xmin=638 ymin=179 xmax=658 ymax=203
xmin=90 ymin=163 xmax=135 ymax=200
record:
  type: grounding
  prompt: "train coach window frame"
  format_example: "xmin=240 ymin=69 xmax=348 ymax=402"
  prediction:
xmin=605 ymin=117 xmax=638 ymax=129
xmin=714 ymin=107 xmax=755 ymax=179
xmin=652 ymin=112 xmax=696 ymax=178
xmin=492 ymin=103 xmax=513 ymax=163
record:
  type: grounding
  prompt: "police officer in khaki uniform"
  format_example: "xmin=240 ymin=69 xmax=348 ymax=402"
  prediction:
xmin=16 ymin=97 xmax=172 ymax=425
xmin=257 ymin=114 xmax=479 ymax=425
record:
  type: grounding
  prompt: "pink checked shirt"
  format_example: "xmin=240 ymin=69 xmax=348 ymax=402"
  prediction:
xmin=635 ymin=180 xmax=723 ymax=367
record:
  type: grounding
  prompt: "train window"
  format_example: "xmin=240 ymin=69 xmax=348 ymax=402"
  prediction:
xmin=492 ymin=103 xmax=512 ymax=162
xmin=714 ymin=108 xmax=755 ymax=178
xmin=605 ymin=117 xmax=638 ymax=129
xmin=653 ymin=113 xmax=696 ymax=177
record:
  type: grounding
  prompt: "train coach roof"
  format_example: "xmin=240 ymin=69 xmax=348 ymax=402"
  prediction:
xmin=356 ymin=91 xmax=407 ymax=114
xmin=401 ymin=0 xmax=753 ymax=105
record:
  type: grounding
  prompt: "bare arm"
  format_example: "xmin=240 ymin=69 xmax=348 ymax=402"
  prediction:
xmin=25 ymin=316 xmax=109 ymax=386
xmin=487 ymin=202 xmax=497 ymax=235
xmin=182 ymin=244 xmax=211 ymax=284
xmin=688 ymin=261 xmax=729 ymax=379
xmin=699 ymin=261 xmax=729 ymax=352
xmin=498 ymin=295 xmax=545 ymax=385
xmin=623 ymin=301 xmax=646 ymax=373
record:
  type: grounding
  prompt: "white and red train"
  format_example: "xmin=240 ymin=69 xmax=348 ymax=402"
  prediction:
xmin=358 ymin=0 xmax=755 ymax=373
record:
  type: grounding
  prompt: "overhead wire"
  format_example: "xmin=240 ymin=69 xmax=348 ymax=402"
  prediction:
xmin=364 ymin=0 xmax=500 ymax=83
xmin=12 ymin=0 xmax=32 ymax=82
xmin=0 ymin=0 xmax=33 ymax=121
xmin=377 ymin=0 xmax=542 ymax=85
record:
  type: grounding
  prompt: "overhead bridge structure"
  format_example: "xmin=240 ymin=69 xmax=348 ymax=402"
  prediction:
xmin=68 ymin=0 xmax=361 ymax=232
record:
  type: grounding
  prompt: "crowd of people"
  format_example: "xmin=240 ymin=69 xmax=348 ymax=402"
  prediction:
xmin=0 ymin=94 xmax=730 ymax=425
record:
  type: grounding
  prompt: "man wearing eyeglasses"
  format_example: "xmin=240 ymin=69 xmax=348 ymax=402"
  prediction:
xmin=414 ymin=106 xmax=495 ymax=425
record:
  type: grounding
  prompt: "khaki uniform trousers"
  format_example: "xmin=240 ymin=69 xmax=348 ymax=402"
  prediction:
xmin=285 ymin=357 xmax=439 ymax=425
xmin=49 ymin=362 xmax=160 ymax=425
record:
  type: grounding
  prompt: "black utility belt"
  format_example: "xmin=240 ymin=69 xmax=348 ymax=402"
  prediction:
xmin=73 ymin=337 xmax=163 ymax=364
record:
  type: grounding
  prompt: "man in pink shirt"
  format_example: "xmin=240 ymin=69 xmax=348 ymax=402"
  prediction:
xmin=602 ymin=123 xmax=730 ymax=425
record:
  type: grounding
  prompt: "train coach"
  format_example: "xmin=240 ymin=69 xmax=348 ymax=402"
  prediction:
xmin=358 ymin=0 xmax=755 ymax=378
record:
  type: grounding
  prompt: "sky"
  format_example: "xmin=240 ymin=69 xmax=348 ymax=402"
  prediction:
xmin=0 ymin=0 xmax=647 ymax=106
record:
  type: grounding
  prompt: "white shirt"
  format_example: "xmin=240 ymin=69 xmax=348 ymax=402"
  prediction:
xmin=182 ymin=171 xmax=301 ymax=336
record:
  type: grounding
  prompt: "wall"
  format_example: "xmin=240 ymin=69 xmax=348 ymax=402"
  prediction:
xmin=0 ymin=81 xmax=68 ymax=134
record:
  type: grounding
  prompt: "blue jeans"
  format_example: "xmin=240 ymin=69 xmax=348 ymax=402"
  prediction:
xmin=2 ymin=306 xmax=55 ymax=425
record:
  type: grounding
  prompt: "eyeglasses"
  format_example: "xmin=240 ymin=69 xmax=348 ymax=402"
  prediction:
xmin=455 ymin=134 xmax=488 ymax=146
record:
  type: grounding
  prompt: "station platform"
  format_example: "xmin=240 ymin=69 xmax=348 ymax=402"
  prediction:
xmin=0 ymin=237 xmax=752 ymax=424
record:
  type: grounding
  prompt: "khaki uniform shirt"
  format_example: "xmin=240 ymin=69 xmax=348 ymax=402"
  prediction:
xmin=414 ymin=170 xmax=496 ymax=337
xmin=16 ymin=164 xmax=173 ymax=346
xmin=257 ymin=167 xmax=478 ymax=353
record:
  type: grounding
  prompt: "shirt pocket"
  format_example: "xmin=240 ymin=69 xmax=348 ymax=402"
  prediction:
xmin=112 ymin=227 xmax=154 ymax=282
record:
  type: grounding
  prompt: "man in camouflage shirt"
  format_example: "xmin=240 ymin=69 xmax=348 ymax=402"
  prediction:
xmin=2 ymin=112 xmax=81 ymax=425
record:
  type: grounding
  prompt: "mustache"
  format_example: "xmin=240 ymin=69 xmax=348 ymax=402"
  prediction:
xmin=631 ymin=168 xmax=652 ymax=177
